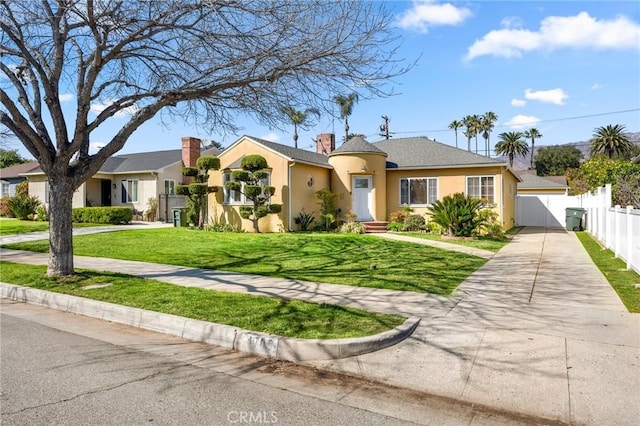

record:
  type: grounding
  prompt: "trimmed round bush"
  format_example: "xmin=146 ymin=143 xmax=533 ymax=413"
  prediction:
xmin=404 ymin=214 xmax=426 ymax=231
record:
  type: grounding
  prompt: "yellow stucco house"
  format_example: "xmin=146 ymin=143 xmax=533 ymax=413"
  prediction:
xmin=209 ymin=134 xmax=521 ymax=232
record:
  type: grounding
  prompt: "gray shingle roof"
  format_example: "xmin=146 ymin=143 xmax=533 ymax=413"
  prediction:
xmin=373 ymin=137 xmax=506 ymax=169
xmin=0 ymin=161 xmax=40 ymax=178
xmin=98 ymin=149 xmax=182 ymax=173
xmin=517 ymin=172 xmax=569 ymax=189
xmin=245 ymin=136 xmax=330 ymax=167
xmin=24 ymin=147 xmax=220 ymax=175
xmin=329 ymin=136 xmax=387 ymax=156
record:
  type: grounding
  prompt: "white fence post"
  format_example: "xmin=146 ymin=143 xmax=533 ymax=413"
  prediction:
xmin=614 ymin=205 xmax=621 ymax=258
xmin=627 ymin=206 xmax=633 ymax=270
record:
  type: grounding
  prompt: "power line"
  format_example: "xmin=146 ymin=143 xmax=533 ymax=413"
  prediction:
xmin=391 ymin=108 xmax=640 ymax=135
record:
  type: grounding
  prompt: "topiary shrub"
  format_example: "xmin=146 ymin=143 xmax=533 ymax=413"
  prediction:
xmin=404 ymin=214 xmax=426 ymax=231
xmin=71 ymin=207 xmax=133 ymax=224
xmin=8 ymin=195 xmax=41 ymax=220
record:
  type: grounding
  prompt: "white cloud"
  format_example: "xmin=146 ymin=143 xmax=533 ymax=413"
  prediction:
xmin=511 ymin=98 xmax=526 ymax=107
xmin=500 ymin=16 xmax=525 ymax=29
xmin=396 ymin=0 xmax=472 ymax=33
xmin=260 ymin=132 xmax=280 ymax=142
xmin=505 ymin=114 xmax=540 ymax=129
xmin=90 ymin=99 xmax=138 ymax=117
xmin=465 ymin=12 xmax=640 ymax=61
xmin=524 ymin=88 xmax=568 ymax=105
xmin=591 ymin=83 xmax=602 ymax=90
xmin=59 ymin=93 xmax=73 ymax=102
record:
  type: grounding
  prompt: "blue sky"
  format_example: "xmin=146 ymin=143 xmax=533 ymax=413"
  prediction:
xmin=9 ymin=1 xmax=640 ymax=158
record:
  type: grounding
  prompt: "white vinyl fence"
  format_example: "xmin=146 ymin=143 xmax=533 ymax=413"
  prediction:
xmin=578 ymin=184 xmax=640 ymax=274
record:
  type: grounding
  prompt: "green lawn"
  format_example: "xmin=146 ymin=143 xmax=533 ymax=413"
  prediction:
xmin=5 ymin=229 xmax=487 ymax=295
xmin=0 ymin=261 xmax=404 ymax=339
xmin=575 ymin=232 xmax=640 ymax=313
xmin=0 ymin=217 xmax=104 ymax=236
xmin=403 ymin=233 xmax=509 ymax=253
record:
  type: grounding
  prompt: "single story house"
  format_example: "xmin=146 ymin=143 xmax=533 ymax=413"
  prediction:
xmin=208 ymin=134 xmax=521 ymax=232
xmin=25 ymin=138 xmax=218 ymax=220
xmin=0 ymin=161 xmax=40 ymax=198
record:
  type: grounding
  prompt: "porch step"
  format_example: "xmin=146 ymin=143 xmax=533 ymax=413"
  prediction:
xmin=362 ymin=221 xmax=389 ymax=233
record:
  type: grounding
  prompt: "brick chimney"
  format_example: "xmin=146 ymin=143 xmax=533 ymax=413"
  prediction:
xmin=316 ymin=133 xmax=335 ymax=155
xmin=181 ymin=136 xmax=201 ymax=183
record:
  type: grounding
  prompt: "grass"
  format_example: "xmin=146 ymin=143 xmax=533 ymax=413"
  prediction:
xmin=575 ymin=232 xmax=640 ymax=313
xmin=0 ymin=217 xmax=104 ymax=236
xmin=0 ymin=261 xmax=405 ymax=339
xmin=402 ymin=226 xmax=523 ymax=253
xmin=403 ymin=232 xmax=509 ymax=253
xmin=4 ymin=229 xmax=487 ymax=296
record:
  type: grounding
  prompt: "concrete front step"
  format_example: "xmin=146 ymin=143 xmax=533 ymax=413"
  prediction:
xmin=362 ymin=221 xmax=389 ymax=233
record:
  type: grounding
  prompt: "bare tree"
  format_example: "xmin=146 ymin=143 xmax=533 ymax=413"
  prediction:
xmin=0 ymin=0 xmax=407 ymax=276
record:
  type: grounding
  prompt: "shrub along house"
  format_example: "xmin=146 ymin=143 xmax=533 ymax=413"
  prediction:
xmin=208 ymin=134 xmax=521 ymax=232
xmin=25 ymin=138 xmax=219 ymax=221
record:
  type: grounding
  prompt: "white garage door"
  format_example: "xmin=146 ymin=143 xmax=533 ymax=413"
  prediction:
xmin=516 ymin=194 xmax=579 ymax=228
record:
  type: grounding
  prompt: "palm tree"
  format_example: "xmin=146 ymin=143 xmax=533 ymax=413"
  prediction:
xmin=282 ymin=106 xmax=320 ymax=148
xmin=495 ymin=131 xmax=529 ymax=167
xmin=448 ymin=120 xmax=462 ymax=149
xmin=462 ymin=115 xmax=479 ymax=152
xmin=590 ymin=124 xmax=633 ymax=159
xmin=481 ymin=112 xmax=498 ymax=157
xmin=334 ymin=93 xmax=359 ymax=143
xmin=523 ymin=128 xmax=543 ymax=169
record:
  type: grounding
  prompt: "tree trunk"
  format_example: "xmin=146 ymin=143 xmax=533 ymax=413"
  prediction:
xmin=252 ymin=217 xmax=260 ymax=233
xmin=47 ymin=179 xmax=75 ymax=276
xmin=530 ymin=139 xmax=535 ymax=169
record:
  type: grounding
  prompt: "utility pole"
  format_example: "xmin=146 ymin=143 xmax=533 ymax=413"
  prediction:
xmin=379 ymin=115 xmax=392 ymax=140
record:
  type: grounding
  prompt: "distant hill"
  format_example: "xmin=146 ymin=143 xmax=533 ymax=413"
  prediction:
xmin=501 ymin=132 xmax=640 ymax=170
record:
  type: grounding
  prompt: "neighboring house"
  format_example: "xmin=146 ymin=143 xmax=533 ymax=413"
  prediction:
xmin=0 ymin=161 xmax=40 ymax=198
xmin=517 ymin=170 xmax=569 ymax=195
xmin=209 ymin=134 xmax=521 ymax=232
xmin=24 ymin=138 xmax=218 ymax=220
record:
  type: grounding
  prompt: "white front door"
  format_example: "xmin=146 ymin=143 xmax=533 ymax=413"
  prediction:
xmin=352 ymin=176 xmax=373 ymax=221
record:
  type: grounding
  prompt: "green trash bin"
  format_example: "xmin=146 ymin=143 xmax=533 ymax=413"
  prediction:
xmin=172 ymin=207 xmax=188 ymax=227
xmin=565 ymin=207 xmax=586 ymax=231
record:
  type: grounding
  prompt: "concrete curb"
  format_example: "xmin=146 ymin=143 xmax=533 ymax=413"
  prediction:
xmin=0 ymin=283 xmax=419 ymax=361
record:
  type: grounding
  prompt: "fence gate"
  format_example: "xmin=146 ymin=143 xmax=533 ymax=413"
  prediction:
xmin=516 ymin=194 xmax=578 ymax=228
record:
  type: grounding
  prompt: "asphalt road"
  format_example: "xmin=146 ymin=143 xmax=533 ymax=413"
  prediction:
xmin=0 ymin=300 xmax=552 ymax=426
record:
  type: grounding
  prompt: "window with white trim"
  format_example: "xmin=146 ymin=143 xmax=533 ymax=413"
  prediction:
xmin=222 ymin=171 xmax=270 ymax=205
xmin=164 ymin=179 xmax=175 ymax=195
xmin=121 ymin=179 xmax=139 ymax=203
xmin=1 ymin=182 xmax=10 ymax=198
xmin=466 ymin=176 xmax=494 ymax=204
xmin=400 ymin=177 xmax=437 ymax=206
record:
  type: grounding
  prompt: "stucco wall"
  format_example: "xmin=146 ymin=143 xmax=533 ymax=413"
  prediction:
xmin=289 ymin=163 xmax=331 ymax=230
xmin=385 ymin=166 xmax=516 ymax=229
xmin=327 ymin=152 xmax=387 ymax=221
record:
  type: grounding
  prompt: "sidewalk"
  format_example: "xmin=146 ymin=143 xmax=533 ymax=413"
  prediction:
xmin=1 ymin=227 xmax=638 ymax=425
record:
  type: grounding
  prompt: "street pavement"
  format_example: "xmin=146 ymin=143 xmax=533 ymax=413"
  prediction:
xmin=1 ymin=224 xmax=638 ymax=425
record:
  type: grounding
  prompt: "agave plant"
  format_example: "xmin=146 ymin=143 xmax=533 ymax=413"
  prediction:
xmin=428 ymin=193 xmax=484 ymax=237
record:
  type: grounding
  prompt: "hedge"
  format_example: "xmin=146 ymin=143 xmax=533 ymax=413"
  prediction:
xmin=72 ymin=207 xmax=133 ymax=224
